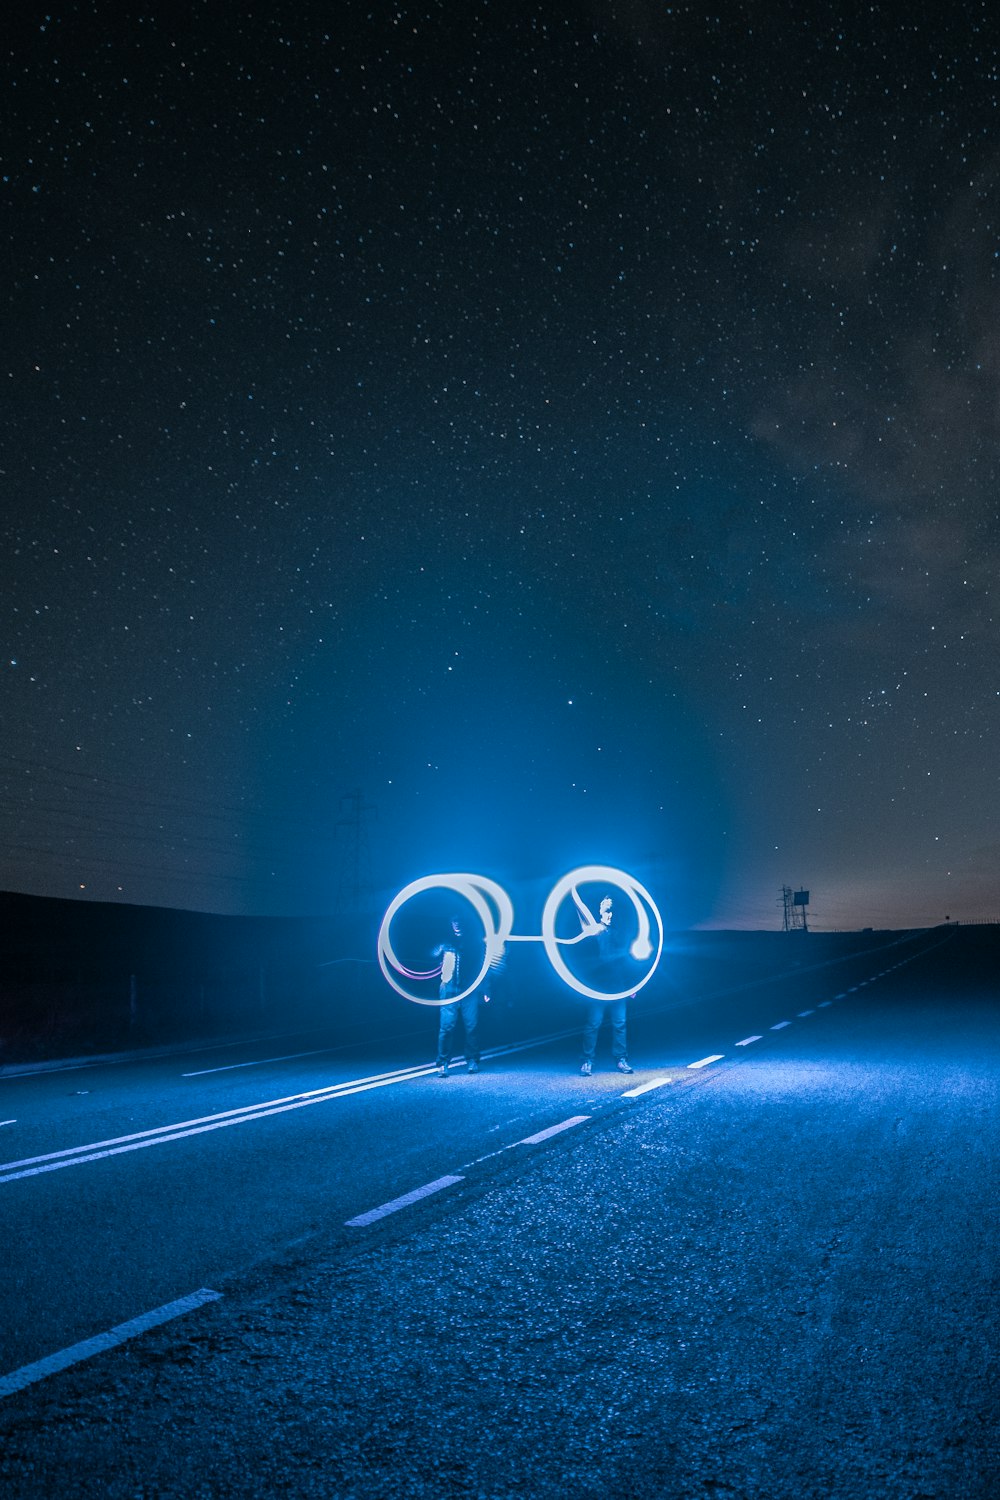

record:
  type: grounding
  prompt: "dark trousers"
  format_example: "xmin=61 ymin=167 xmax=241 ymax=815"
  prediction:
xmin=436 ymin=994 xmax=481 ymax=1065
xmin=581 ymin=998 xmax=627 ymax=1063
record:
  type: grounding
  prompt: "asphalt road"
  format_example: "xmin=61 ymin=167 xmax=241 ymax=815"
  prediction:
xmin=1 ymin=926 xmax=997 ymax=1497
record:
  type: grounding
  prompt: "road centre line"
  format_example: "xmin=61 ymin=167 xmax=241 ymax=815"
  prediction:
xmin=622 ymin=1076 xmax=672 ymax=1098
xmin=797 ymin=1009 xmax=815 ymax=1017
xmin=0 ymin=1288 xmax=221 ymax=1401
xmin=514 ymin=1116 xmax=590 ymax=1146
xmin=817 ymin=1000 xmax=833 ymax=1007
xmin=0 ymin=1120 xmax=15 ymax=1127
xmin=0 ymin=1063 xmax=438 ymax=1181
xmin=345 ymin=1175 xmax=465 ymax=1227
xmin=0 ymin=1028 xmax=582 ymax=1188
xmin=345 ymin=987 xmax=853 ymax=1231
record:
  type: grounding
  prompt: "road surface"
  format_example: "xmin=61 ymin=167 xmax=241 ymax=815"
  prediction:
xmin=1 ymin=926 xmax=997 ymax=1497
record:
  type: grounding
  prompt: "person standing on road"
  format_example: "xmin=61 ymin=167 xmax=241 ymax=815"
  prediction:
xmin=576 ymin=893 xmax=634 ymax=1077
xmin=433 ymin=916 xmax=482 ymax=1076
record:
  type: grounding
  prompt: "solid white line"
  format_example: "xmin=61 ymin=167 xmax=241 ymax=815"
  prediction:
xmin=770 ymin=1021 xmax=792 ymax=1031
xmin=735 ymin=1036 xmax=762 ymax=1047
xmin=515 ymin=1115 xmax=590 ymax=1146
xmin=0 ymin=1065 xmax=441 ymax=1183
xmin=0 ymin=1289 xmax=221 ymax=1400
xmin=687 ymin=1055 xmax=725 ymax=1070
xmin=1 ymin=1028 xmax=588 ymax=1189
xmin=622 ymin=1077 xmax=672 ymax=1098
xmin=345 ymin=1175 xmax=464 ymax=1227
xmin=797 ymin=1010 xmax=815 ymax=1017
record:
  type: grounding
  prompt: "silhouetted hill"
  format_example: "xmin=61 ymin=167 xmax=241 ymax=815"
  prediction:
xmin=0 ymin=890 xmax=382 ymax=1065
xmin=2 ymin=889 xmax=990 ymax=1069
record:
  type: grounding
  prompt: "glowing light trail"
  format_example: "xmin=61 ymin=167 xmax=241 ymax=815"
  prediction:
xmin=378 ymin=865 xmax=663 ymax=1004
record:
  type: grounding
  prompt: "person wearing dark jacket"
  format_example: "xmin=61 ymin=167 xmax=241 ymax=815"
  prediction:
xmin=434 ymin=917 xmax=481 ymax=1075
xmin=577 ymin=894 xmax=634 ymax=1077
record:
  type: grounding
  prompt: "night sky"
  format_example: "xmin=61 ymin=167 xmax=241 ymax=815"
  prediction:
xmin=4 ymin=1 xmax=998 ymax=931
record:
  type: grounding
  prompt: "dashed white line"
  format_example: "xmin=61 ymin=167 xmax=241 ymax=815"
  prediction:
xmin=770 ymin=1021 xmax=792 ymax=1031
xmin=0 ymin=1120 xmax=15 ymax=1128
xmin=797 ymin=1010 xmax=815 ymax=1018
xmin=515 ymin=1115 xmax=590 ymax=1146
xmin=817 ymin=1000 xmax=832 ymax=1008
xmin=735 ymin=1036 xmax=762 ymax=1047
xmin=687 ymin=1055 xmax=725 ymax=1070
xmin=0 ymin=1289 xmax=221 ymax=1400
xmin=622 ymin=1077 xmax=673 ymax=1098
xmin=345 ymin=1175 xmax=465 ymax=1227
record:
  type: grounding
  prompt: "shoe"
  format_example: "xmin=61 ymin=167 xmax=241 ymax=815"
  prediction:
xmin=580 ymin=1061 xmax=592 ymax=1076
xmin=467 ymin=1061 xmax=479 ymax=1074
xmin=616 ymin=1058 xmax=634 ymax=1075
xmin=436 ymin=1063 xmax=448 ymax=1077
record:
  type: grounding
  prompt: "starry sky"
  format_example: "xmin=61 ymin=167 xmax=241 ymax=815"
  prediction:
xmin=4 ymin=0 xmax=999 ymax=931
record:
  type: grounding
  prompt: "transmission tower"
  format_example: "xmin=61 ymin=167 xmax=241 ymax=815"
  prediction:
xmin=780 ymin=885 xmax=810 ymax=932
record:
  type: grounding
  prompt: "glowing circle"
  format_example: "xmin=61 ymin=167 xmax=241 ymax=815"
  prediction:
xmin=378 ymin=865 xmax=663 ymax=1007
xmin=377 ymin=873 xmax=513 ymax=1006
xmin=541 ymin=865 xmax=663 ymax=1001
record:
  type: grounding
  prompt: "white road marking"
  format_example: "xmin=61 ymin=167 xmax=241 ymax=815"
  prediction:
xmin=0 ymin=1289 xmax=221 ymax=1400
xmin=687 ymin=1055 xmax=725 ymax=1070
xmin=817 ymin=1000 xmax=832 ymax=1008
xmin=0 ymin=1027 xmax=584 ymax=1189
xmin=515 ymin=1116 xmax=590 ymax=1146
xmin=345 ymin=1175 xmax=465 ymax=1227
xmin=797 ymin=1009 xmax=815 ymax=1017
xmin=0 ymin=1066 xmax=442 ymax=1185
xmin=835 ymin=993 xmax=847 ymax=998
xmin=770 ymin=1021 xmax=792 ymax=1030
xmin=0 ymin=1120 xmax=15 ymax=1127
xmin=622 ymin=1077 xmax=672 ymax=1097
xmin=735 ymin=1036 xmax=762 ymax=1047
